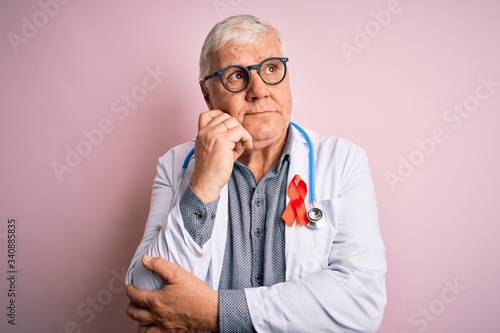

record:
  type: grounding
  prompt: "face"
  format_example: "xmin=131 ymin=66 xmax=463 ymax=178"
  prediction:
xmin=200 ymin=34 xmax=293 ymax=150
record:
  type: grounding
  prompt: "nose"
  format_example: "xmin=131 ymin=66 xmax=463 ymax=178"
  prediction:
xmin=245 ymin=69 xmax=270 ymax=100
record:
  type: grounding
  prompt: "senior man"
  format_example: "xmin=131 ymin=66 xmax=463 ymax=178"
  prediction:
xmin=126 ymin=14 xmax=386 ymax=332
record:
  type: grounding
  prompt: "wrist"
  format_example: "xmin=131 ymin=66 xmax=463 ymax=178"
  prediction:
xmin=190 ymin=178 xmax=222 ymax=202
xmin=197 ymin=290 xmax=219 ymax=331
xmin=207 ymin=290 xmax=219 ymax=331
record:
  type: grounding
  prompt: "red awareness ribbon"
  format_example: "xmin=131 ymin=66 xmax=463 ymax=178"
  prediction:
xmin=282 ymin=174 xmax=309 ymax=227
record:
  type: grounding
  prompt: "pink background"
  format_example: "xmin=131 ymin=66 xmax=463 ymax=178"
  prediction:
xmin=1 ymin=1 xmax=499 ymax=332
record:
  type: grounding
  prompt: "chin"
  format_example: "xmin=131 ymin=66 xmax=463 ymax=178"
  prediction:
xmin=250 ymin=127 xmax=286 ymax=146
xmin=243 ymin=114 xmax=288 ymax=138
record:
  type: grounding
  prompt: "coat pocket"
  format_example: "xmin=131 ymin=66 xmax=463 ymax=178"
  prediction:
xmin=285 ymin=196 xmax=343 ymax=279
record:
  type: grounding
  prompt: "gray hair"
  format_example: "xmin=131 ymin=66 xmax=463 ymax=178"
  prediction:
xmin=199 ymin=15 xmax=286 ymax=81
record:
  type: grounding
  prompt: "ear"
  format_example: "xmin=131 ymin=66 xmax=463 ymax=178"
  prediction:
xmin=199 ymin=81 xmax=213 ymax=110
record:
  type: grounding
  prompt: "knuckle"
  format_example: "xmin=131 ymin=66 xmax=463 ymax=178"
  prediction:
xmin=126 ymin=306 xmax=137 ymax=320
xmin=150 ymin=297 xmax=164 ymax=310
xmin=149 ymin=258 xmax=162 ymax=273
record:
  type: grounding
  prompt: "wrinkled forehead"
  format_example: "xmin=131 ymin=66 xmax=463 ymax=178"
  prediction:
xmin=210 ymin=34 xmax=284 ymax=70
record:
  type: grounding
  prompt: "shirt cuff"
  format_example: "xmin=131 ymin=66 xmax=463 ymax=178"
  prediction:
xmin=179 ymin=184 xmax=218 ymax=247
xmin=219 ymin=290 xmax=255 ymax=332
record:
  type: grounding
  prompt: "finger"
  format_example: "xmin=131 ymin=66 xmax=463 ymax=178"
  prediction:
xmin=209 ymin=116 xmax=253 ymax=146
xmin=126 ymin=302 xmax=155 ymax=325
xmin=229 ymin=125 xmax=252 ymax=149
xmin=204 ymin=113 xmax=234 ymax=131
xmin=138 ymin=324 xmax=150 ymax=333
xmin=216 ymin=116 xmax=240 ymax=132
xmin=126 ymin=284 xmax=154 ymax=309
xmin=233 ymin=141 xmax=245 ymax=157
xmin=141 ymin=255 xmax=178 ymax=283
xmin=138 ymin=324 xmax=162 ymax=333
xmin=198 ymin=111 xmax=254 ymax=151
xmin=198 ymin=110 xmax=226 ymax=129
xmin=126 ymin=284 xmax=138 ymax=302
xmin=239 ymin=129 xmax=253 ymax=149
xmin=138 ymin=324 xmax=151 ymax=333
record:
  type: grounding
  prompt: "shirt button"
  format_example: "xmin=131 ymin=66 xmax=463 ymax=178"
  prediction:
xmin=195 ymin=212 xmax=204 ymax=220
xmin=254 ymin=228 xmax=262 ymax=237
xmin=255 ymin=274 xmax=262 ymax=284
xmin=255 ymin=197 xmax=263 ymax=206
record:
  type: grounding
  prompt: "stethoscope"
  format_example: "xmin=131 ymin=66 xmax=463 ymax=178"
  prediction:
xmin=172 ymin=122 xmax=326 ymax=230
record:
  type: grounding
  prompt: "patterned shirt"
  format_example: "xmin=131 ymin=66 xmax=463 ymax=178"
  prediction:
xmin=180 ymin=130 xmax=292 ymax=332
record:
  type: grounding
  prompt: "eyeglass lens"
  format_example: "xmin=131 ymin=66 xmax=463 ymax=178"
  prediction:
xmin=222 ymin=58 xmax=286 ymax=92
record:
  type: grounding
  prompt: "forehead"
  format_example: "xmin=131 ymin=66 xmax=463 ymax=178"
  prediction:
xmin=212 ymin=34 xmax=283 ymax=69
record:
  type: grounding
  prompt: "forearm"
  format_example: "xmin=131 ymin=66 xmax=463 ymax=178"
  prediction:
xmin=125 ymin=212 xmax=167 ymax=286
xmin=130 ymin=186 xmax=219 ymax=289
xmin=245 ymin=257 xmax=386 ymax=333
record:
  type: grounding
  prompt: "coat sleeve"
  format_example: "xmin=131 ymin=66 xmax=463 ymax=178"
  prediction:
xmin=125 ymin=144 xmax=218 ymax=290
xmin=245 ymin=143 xmax=387 ymax=333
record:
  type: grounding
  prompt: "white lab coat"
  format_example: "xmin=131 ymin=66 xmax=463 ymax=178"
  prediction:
xmin=126 ymin=125 xmax=387 ymax=333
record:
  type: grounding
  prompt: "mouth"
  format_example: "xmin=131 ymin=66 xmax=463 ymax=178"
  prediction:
xmin=245 ymin=110 xmax=274 ymax=115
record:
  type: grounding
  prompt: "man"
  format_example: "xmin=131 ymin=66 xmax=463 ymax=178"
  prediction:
xmin=126 ymin=15 xmax=386 ymax=332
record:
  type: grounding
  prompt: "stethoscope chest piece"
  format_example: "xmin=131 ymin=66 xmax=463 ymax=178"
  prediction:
xmin=306 ymin=207 xmax=326 ymax=230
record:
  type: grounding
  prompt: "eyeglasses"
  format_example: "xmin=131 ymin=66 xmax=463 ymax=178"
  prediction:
xmin=204 ymin=57 xmax=289 ymax=93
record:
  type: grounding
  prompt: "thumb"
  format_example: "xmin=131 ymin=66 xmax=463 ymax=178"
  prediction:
xmin=141 ymin=255 xmax=176 ymax=282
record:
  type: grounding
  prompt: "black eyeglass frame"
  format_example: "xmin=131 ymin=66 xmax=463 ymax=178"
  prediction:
xmin=203 ymin=57 xmax=289 ymax=93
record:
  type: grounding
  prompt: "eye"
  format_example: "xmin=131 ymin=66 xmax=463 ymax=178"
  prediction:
xmin=262 ymin=59 xmax=284 ymax=75
xmin=225 ymin=68 xmax=247 ymax=82
xmin=264 ymin=64 xmax=277 ymax=74
xmin=228 ymin=72 xmax=245 ymax=81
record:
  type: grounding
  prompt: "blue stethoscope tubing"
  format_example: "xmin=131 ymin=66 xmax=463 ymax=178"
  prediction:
xmin=173 ymin=121 xmax=326 ymax=229
xmin=290 ymin=122 xmax=316 ymax=204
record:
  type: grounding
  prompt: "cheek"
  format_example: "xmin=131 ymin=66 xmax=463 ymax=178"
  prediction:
xmin=275 ymin=85 xmax=293 ymax=112
xmin=207 ymin=86 xmax=231 ymax=108
xmin=212 ymin=94 xmax=245 ymax=118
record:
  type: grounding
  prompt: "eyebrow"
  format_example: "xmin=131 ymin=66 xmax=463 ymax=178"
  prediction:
xmin=219 ymin=55 xmax=281 ymax=69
